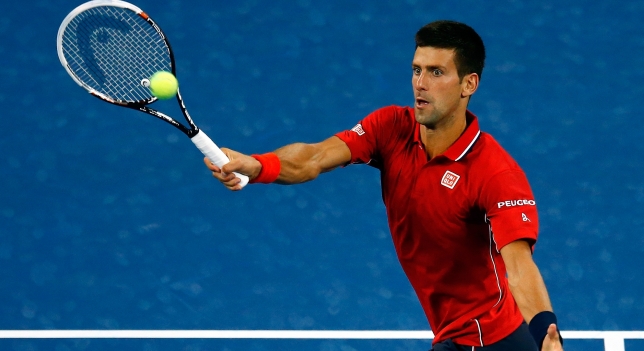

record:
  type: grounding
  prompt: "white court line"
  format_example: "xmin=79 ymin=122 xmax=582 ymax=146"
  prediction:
xmin=0 ymin=330 xmax=643 ymax=339
xmin=0 ymin=330 xmax=433 ymax=339
xmin=561 ymin=331 xmax=644 ymax=339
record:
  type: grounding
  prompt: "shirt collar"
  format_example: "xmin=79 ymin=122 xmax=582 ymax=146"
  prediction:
xmin=414 ymin=110 xmax=481 ymax=162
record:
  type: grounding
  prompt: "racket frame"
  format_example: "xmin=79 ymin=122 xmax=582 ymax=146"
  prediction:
xmin=57 ymin=0 xmax=199 ymax=137
xmin=57 ymin=0 xmax=250 ymax=186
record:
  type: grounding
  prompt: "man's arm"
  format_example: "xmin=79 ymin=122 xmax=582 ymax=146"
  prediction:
xmin=204 ymin=136 xmax=352 ymax=190
xmin=500 ymin=240 xmax=563 ymax=351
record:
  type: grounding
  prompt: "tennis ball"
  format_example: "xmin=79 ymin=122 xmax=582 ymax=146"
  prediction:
xmin=149 ymin=71 xmax=178 ymax=100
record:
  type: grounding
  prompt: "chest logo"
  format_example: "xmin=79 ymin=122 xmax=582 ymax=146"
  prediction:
xmin=441 ymin=171 xmax=460 ymax=189
xmin=351 ymin=123 xmax=366 ymax=136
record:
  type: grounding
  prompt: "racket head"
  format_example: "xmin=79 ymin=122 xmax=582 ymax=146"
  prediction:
xmin=57 ymin=0 xmax=175 ymax=105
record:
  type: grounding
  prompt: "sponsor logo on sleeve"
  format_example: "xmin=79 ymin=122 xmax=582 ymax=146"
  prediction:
xmin=497 ymin=199 xmax=536 ymax=208
xmin=351 ymin=124 xmax=366 ymax=136
xmin=441 ymin=171 xmax=460 ymax=189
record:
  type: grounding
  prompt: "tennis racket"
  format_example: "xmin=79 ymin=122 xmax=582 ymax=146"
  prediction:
xmin=56 ymin=0 xmax=249 ymax=187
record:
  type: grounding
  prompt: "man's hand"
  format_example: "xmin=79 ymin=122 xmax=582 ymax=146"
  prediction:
xmin=541 ymin=324 xmax=563 ymax=351
xmin=203 ymin=148 xmax=261 ymax=191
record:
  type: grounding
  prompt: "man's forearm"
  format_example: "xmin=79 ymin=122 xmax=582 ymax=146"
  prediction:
xmin=508 ymin=259 xmax=553 ymax=323
xmin=273 ymin=137 xmax=351 ymax=184
xmin=274 ymin=143 xmax=325 ymax=184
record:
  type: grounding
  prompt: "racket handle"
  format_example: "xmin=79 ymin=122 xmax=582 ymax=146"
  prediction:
xmin=191 ymin=130 xmax=249 ymax=188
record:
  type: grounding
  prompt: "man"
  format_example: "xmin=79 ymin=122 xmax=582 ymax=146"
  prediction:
xmin=205 ymin=20 xmax=564 ymax=351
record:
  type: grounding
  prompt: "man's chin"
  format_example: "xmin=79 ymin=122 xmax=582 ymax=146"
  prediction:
xmin=414 ymin=107 xmax=425 ymax=120
xmin=414 ymin=109 xmax=430 ymax=123
xmin=414 ymin=112 xmax=440 ymax=129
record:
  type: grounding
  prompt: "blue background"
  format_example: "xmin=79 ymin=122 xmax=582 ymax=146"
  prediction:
xmin=1 ymin=0 xmax=643 ymax=350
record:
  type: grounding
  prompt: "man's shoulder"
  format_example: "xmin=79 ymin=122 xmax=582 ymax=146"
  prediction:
xmin=367 ymin=105 xmax=415 ymax=128
xmin=371 ymin=105 xmax=413 ymax=116
xmin=473 ymin=132 xmax=523 ymax=171
xmin=466 ymin=133 xmax=533 ymax=197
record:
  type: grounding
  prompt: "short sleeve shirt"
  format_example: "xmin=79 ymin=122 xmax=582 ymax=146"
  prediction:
xmin=335 ymin=106 xmax=539 ymax=346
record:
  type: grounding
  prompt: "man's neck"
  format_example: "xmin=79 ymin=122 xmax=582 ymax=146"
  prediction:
xmin=420 ymin=112 xmax=468 ymax=160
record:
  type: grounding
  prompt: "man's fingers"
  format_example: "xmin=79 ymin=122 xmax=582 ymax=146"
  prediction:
xmin=547 ymin=324 xmax=558 ymax=339
xmin=203 ymin=156 xmax=243 ymax=176
xmin=204 ymin=157 xmax=243 ymax=190
xmin=212 ymin=169 xmax=237 ymax=182
xmin=547 ymin=324 xmax=560 ymax=343
xmin=213 ymin=171 xmax=240 ymax=190
xmin=541 ymin=324 xmax=563 ymax=351
xmin=203 ymin=157 xmax=221 ymax=172
xmin=203 ymin=150 xmax=254 ymax=192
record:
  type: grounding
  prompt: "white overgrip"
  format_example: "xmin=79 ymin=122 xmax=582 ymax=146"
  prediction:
xmin=191 ymin=130 xmax=249 ymax=188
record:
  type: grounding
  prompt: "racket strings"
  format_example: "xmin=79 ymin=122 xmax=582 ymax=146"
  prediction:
xmin=61 ymin=5 xmax=172 ymax=103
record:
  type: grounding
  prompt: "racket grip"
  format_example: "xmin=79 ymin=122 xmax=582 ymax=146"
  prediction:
xmin=191 ymin=130 xmax=249 ymax=188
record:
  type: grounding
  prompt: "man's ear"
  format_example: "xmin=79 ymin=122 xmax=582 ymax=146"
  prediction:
xmin=461 ymin=73 xmax=479 ymax=98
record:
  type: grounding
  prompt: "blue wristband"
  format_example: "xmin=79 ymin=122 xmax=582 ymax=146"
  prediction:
xmin=529 ymin=311 xmax=563 ymax=349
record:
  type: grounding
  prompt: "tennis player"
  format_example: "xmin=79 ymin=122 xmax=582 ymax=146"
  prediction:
xmin=206 ymin=20 xmax=564 ymax=351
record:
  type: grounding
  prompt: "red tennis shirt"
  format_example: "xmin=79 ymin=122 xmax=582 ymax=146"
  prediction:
xmin=335 ymin=106 xmax=539 ymax=346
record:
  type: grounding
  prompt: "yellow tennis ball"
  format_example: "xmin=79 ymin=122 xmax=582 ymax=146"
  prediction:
xmin=149 ymin=71 xmax=178 ymax=100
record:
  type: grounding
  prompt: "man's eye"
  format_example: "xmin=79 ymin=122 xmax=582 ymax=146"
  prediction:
xmin=432 ymin=69 xmax=443 ymax=76
xmin=413 ymin=67 xmax=421 ymax=75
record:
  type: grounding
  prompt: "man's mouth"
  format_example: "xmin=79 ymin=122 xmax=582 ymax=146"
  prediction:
xmin=416 ymin=96 xmax=430 ymax=107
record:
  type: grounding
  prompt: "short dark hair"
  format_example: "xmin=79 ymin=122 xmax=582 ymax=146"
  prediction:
xmin=415 ymin=20 xmax=486 ymax=80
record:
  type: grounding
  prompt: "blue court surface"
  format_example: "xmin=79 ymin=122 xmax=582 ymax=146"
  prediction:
xmin=1 ymin=0 xmax=644 ymax=350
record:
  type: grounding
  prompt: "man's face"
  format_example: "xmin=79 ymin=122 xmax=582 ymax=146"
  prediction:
xmin=411 ymin=46 xmax=468 ymax=128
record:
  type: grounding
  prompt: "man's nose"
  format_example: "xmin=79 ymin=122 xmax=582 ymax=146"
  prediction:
xmin=414 ymin=72 xmax=427 ymax=90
